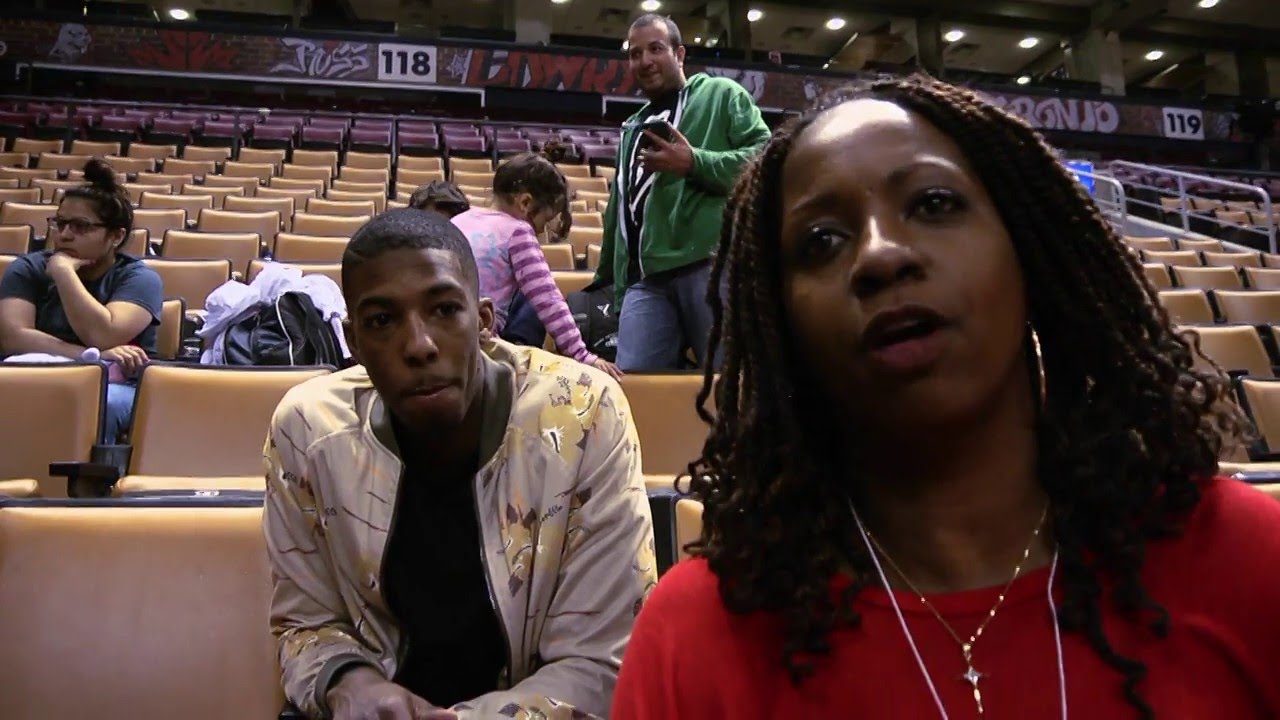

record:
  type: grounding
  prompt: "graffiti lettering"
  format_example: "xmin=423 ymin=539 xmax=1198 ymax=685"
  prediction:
xmin=464 ymin=49 xmax=637 ymax=96
xmin=271 ymin=38 xmax=371 ymax=79
xmin=127 ymin=30 xmax=237 ymax=72
xmin=986 ymin=94 xmax=1120 ymax=134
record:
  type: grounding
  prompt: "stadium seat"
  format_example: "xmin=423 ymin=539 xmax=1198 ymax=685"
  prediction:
xmin=1214 ymin=291 xmax=1280 ymax=325
xmin=12 ymin=138 xmax=63 ymax=157
xmin=203 ymin=174 xmax=260 ymax=196
xmin=397 ymin=168 xmax=445 ymax=188
xmin=69 ymin=140 xmax=121 ymax=157
xmin=1238 ymin=378 xmax=1280 ymax=459
xmin=198 ymin=208 xmax=280 ymax=252
xmin=247 ymin=259 xmax=342 ymax=287
xmin=675 ymin=497 xmax=704 ymax=563
xmin=281 ymin=163 xmax=333 ymax=186
xmin=0 ymin=362 xmax=106 ymax=498
xmin=0 ymin=167 xmax=56 ymax=188
xmin=181 ymin=182 xmax=244 ymax=209
xmin=1178 ymin=238 xmax=1223 ymax=253
xmin=0 ymin=187 xmax=40 ymax=205
xmin=141 ymin=190 xmax=213 ymax=217
xmin=32 ymin=178 xmax=83 ymax=203
xmin=104 ymin=155 xmax=155 ymax=174
xmin=224 ymin=194 xmax=296 ymax=232
xmin=270 ymin=176 xmax=325 ymax=197
xmin=133 ymin=208 xmax=188 ymax=241
xmin=1126 ymin=237 xmax=1174 ymax=251
xmin=553 ymin=271 xmax=593 ymax=297
xmin=163 ymin=158 xmax=217 ymax=179
xmin=127 ymin=143 xmax=178 ymax=161
xmin=273 ymin=232 xmax=350 ymax=262
xmin=238 ymin=147 xmax=287 ymax=170
xmin=1203 ymin=251 xmax=1262 ymax=269
xmin=344 ymin=151 xmax=392 ymax=171
xmin=122 ymin=183 xmax=172 ymax=205
xmin=338 ymin=166 xmax=389 ymax=187
xmin=619 ymin=373 xmax=709 ymax=475
xmin=307 ymin=198 xmax=376 ymax=217
xmin=120 ymin=228 xmax=149 ymax=257
xmin=397 ymin=155 xmax=444 ymax=173
xmin=586 ymin=243 xmax=602 ymax=271
xmin=0 ymin=502 xmax=282 ymax=719
xmin=1173 ymin=265 xmax=1243 ymax=291
xmin=1158 ymin=289 xmax=1215 ymax=324
xmin=289 ymin=149 xmax=339 ymax=173
xmin=137 ymin=172 xmax=196 ymax=193
xmin=162 ymin=230 xmax=261 ymax=275
xmin=1181 ymin=324 xmax=1274 ymax=377
xmin=104 ymin=364 xmax=330 ymax=494
xmin=0 ymin=224 xmax=32 ymax=254
xmin=143 ymin=258 xmax=232 ymax=311
xmin=0 ymin=203 xmax=56 ymax=240
xmin=326 ymin=188 xmax=385 ymax=213
xmin=541 ymin=244 xmax=574 ymax=271
xmin=292 ymin=212 xmax=369 ymax=238
xmin=450 ymin=158 xmax=492 ymax=175
xmin=156 ymin=297 xmax=186 ymax=360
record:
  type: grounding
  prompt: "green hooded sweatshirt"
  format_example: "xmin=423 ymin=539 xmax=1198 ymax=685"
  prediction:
xmin=593 ymin=73 xmax=771 ymax=303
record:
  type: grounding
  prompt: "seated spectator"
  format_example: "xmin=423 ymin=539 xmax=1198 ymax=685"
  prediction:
xmin=0 ymin=159 xmax=162 ymax=441
xmin=264 ymin=209 xmax=656 ymax=720
xmin=452 ymin=153 xmax=620 ymax=378
xmin=408 ymin=180 xmax=470 ymax=218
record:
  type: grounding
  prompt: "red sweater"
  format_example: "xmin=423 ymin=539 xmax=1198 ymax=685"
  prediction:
xmin=613 ymin=478 xmax=1280 ymax=719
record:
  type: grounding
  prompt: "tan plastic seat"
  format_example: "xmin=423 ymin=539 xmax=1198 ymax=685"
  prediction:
xmin=1203 ymin=251 xmax=1262 ymax=269
xmin=12 ymin=138 xmax=64 ymax=157
xmin=224 ymin=195 xmax=295 ymax=232
xmin=574 ymin=212 xmax=603 ymax=229
xmin=290 ymin=149 xmax=339 ymax=173
xmin=0 ymin=187 xmax=41 ymax=205
xmin=202 ymin=174 xmax=260 ymax=196
xmin=133 ymin=208 xmax=188 ymax=241
xmin=237 ymin=147 xmax=286 ymax=170
xmin=163 ymin=158 xmax=218 ymax=180
xmin=332 ymin=180 xmax=386 ymax=195
xmin=596 ymin=166 xmax=617 ymax=183
xmin=541 ymin=244 xmax=574 ymax=271
xmin=183 ymin=183 xmax=245 ymax=209
xmin=1143 ymin=249 xmax=1200 ymax=267
xmin=619 ymin=373 xmax=710 ymax=475
xmin=281 ymin=163 xmax=332 ymax=186
xmin=396 ymin=168 xmax=445 ymax=187
xmin=0 ymin=504 xmax=282 ymax=719
xmin=122 ymin=183 xmax=172 ymax=205
xmin=0 ymin=362 xmax=105 ymax=498
xmin=587 ymin=244 xmax=602 ymax=271
xmin=0 ymin=203 xmax=56 ymax=238
xmin=143 ymin=258 xmax=232 ymax=311
xmin=141 ymin=191 xmax=213 ymax=217
xmin=36 ymin=153 xmax=92 ymax=173
xmin=0 ymin=152 xmax=29 ymax=168
xmin=568 ymin=176 xmax=609 ymax=195
xmin=326 ymin=188 xmax=385 ymax=213
xmin=120 ymin=228 xmax=149 ymax=257
xmin=557 ymin=163 xmax=592 ymax=179
xmin=449 ymin=158 xmax=492 ymax=175
xmin=552 ymin=271 xmax=593 ymax=297
xmin=577 ymin=190 xmax=609 ymax=211
xmin=273 ymin=233 xmax=350 ymax=263
xmin=162 ymin=230 xmax=261 ymax=276
xmin=156 ymin=297 xmax=186 ymax=360
xmin=103 ymin=155 xmax=155 ymax=174
xmin=127 ymin=143 xmax=179 ymax=161
xmin=32 ymin=178 xmax=84 ymax=203
xmin=399 ymin=155 xmax=444 ymax=172
xmin=256 ymin=186 xmax=317 ymax=209
xmin=1173 ymin=265 xmax=1243 ymax=291
xmin=1215 ymin=291 xmax=1280 ymax=325
xmin=306 ymin=198 xmax=376 ymax=217
xmin=136 ymin=172 xmax=195 ymax=193
xmin=1239 ymin=378 xmax=1280 ymax=455
xmin=344 ymin=151 xmax=392 ymax=170
xmin=1178 ymin=238 xmax=1223 ymax=252
xmin=0 ymin=167 xmax=57 ymax=188
xmin=269 ymin=176 xmax=325 ymax=197
xmin=567 ymin=226 xmax=604 ymax=263
xmin=452 ymin=170 xmax=494 ymax=189
xmin=1158 ymin=289 xmax=1214 ymax=324
xmin=197 ymin=208 xmax=280 ymax=253
xmin=1246 ymin=268 xmax=1280 ymax=291
xmin=291 ymin=212 xmax=370 ymax=238
xmin=1180 ymin=324 xmax=1273 ymax=377
xmin=120 ymin=364 xmax=330 ymax=484
xmin=69 ymin=140 xmax=121 ymax=157
xmin=674 ymin=497 xmax=704 ymax=563
xmin=387 ymin=200 xmax=409 ymax=211
xmin=182 ymin=145 xmax=232 ymax=163
xmin=0 ymin=224 xmax=33 ymax=254
xmin=338 ymin=166 xmax=389 ymax=187
xmin=247 ymin=259 xmax=342 ymax=287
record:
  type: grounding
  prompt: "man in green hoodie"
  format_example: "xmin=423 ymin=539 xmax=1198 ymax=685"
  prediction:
xmin=594 ymin=14 xmax=771 ymax=371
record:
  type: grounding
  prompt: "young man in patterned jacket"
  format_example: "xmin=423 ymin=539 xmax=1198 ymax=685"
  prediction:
xmin=263 ymin=209 xmax=657 ymax=720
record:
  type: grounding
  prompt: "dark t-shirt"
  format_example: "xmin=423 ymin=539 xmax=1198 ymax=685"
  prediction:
xmin=621 ymin=90 xmax=684 ymax=287
xmin=0 ymin=251 xmax=163 ymax=355
xmin=380 ymin=418 xmax=507 ymax=708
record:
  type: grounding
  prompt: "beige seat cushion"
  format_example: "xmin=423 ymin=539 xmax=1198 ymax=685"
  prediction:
xmin=0 ymin=479 xmax=39 ymax=498
xmin=114 ymin=475 xmax=265 ymax=496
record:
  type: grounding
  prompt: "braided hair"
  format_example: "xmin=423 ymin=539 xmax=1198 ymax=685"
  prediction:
xmin=683 ymin=75 xmax=1249 ymax=719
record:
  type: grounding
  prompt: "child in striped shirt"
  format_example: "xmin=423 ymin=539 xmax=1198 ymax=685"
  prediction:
xmin=451 ymin=153 xmax=622 ymax=379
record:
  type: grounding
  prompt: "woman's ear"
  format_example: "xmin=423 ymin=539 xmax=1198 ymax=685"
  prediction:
xmin=107 ymin=227 xmax=127 ymax=251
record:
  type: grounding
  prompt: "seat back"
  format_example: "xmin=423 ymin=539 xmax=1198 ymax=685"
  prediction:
xmin=162 ymin=230 xmax=260 ymax=275
xmin=1143 ymin=249 xmax=1201 ymax=267
xmin=1173 ymin=265 xmax=1243 ymax=291
xmin=203 ymin=174 xmax=261 ymax=196
xmin=269 ymin=176 xmax=325 ymax=197
xmin=198 ymin=208 xmax=280 ymax=252
xmin=0 ymin=504 xmax=281 ymax=720
xmin=127 ymin=143 xmax=178 ymax=161
xmin=325 ymin=189 xmax=385 ymax=213
xmin=273 ymin=232 xmax=349 ymax=263
xmin=129 ymin=364 xmax=330 ymax=476
xmin=1203 ymin=251 xmax=1261 ymax=269
xmin=674 ymin=497 xmax=704 ymax=563
xmin=162 ymin=158 xmax=217 ymax=179
xmin=398 ymin=155 xmax=444 ymax=173
xmin=619 ymin=373 xmax=710 ymax=475
xmin=181 ymin=183 xmax=244 ymax=209
xmin=553 ymin=271 xmax=593 ymax=297
xmin=1181 ymin=324 xmax=1274 ymax=377
xmin=540 ymin=243 xmax=574 ymax=271
xmin=396 ymin=168 xmax=445 ymax=187
xmin=157 ymin=297 xmax=186 ymax=360
xmin=307 ymin=198 xmax=376 ymax=217
xmin=0 ymin=203 xmax=56 ymax=236
xmin=1215 ymin=291 xmax=1280 ymax=325
xmin=1178 ymin=238 xmax=1223 ymax=252
xmin=142 ymin=258 xmax=232 ymax=311
xmin=133 ymin=208 xmax=187 ymax=241
xmin=0 ymin=224 xmax=32 ymax=254
xmin=1157 ymin=289 xmax=1214 ymax=324
xmin=247 ymin=259 xmax=342 ymax=287
xmin=449 ymin=158 xmax=492 ymax=175
xmin=0 ymin=187 xmax=41 ymax=205
xmin=292 ymin=212 xmax=370 ymax=238
xmin=1240 ymin=378 xmax=1280 ymax=454
xmin=224 ymin=195 xmax=296 ymax=232
xmin=281 ymin=163 xmax=333 ymax=185
xmin=0 ymin=363 xmax=104 ymax=497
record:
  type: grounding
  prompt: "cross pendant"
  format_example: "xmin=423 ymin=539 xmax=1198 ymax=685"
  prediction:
xmin=962 ymin=665 xmax=986 ymax=715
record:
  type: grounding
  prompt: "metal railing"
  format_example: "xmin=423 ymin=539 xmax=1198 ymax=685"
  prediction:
xmin=1107 ymin=160 xmax=1276 ymax=254
xmin=1067 ymin=166 xmax=1127 ymax=228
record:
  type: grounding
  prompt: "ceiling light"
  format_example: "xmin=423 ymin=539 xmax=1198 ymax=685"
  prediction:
xmin=551 ymin=0 xmax=570 ymax=4
xmin=1144 ymin=50 xmax=1165 ymax=61
xmin=823 ymin=62 xmax=831 ymax=69
xmin=1016 ymin=75 xmax=1031 ymax=85
xmin=944 ymin=29 xmax=965 ymax=43
xmin=707 ymin=37 xmax=718 ymax=47
xmin=167 ymin=7 xmax=190 ymax=20
xmin=640 ymin=0 xmax=660 ymax=11
xmin=1197 ymin=0 xmax=1219 ymax=7
xmin=747 ymin=9 xmax=763 ymax=22
xmin=622 ymin=40 xmax=629 ymax=51
xmin=1018 ymin=36 xmax=1039 ymax=49
xmin=694 ymin=35 xmax=702 ymax=43
xmin=825 ymin=17 xmax=846 ymax=31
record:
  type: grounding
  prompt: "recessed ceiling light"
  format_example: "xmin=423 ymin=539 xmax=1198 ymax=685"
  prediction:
xmin=707 ymin=37 xmax=718 ymax=47
xmin=1018 ymin=37 xmax=1040 ymax=49
xmin=823 ymin=62 xmax=831 ymax=69
xmin=694 ymin=35 xmax=702 ymax=43
xmin=1016 ymin=75 xmax=1031 ymax=85
xmin=944 ymin=29 xmax=965 ymax=43
xmin=1197 ymin=0 xmax=1219 ymax=7
xmin=551 ymin=0 xmax=570 ymax=4
xmin=640 ymin=0 xmax=660 ymax=11
xmin=747 ymin=9 xmax=763 ymax=22
xmin=167 ymin=7 xmax=190 ymax=20
xmin=825 ymin=17 xmax=846 ymax=31
xmin=1144 ymin=49 xmax=1165 ymax=61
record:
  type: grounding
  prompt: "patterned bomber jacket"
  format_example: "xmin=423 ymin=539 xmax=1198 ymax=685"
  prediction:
xmin=263 ymin=340 xmax=658 ymax=719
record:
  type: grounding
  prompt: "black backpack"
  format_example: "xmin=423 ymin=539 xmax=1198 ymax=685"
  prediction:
xmin=222 ymin=291 xmax=344 ymax=367
xmin=566 ymin=279 xmax=619 ymax=363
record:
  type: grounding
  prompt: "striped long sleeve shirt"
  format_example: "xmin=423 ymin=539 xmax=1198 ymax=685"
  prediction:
xmin=452 ymin=208 xmax=597 ymax=365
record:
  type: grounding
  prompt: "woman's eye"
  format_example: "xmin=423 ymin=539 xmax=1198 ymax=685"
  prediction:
xmin=909 ymin=188 xmax=965 ymax=220
xmin=797 ymin=227 xmax=845 ymax=260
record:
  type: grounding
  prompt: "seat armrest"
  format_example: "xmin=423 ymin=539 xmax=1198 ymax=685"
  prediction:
xmin=50 ymin=460 xmax=120 ymax=498
xmin=1232 ymin=470 xmax=1280 ymax=484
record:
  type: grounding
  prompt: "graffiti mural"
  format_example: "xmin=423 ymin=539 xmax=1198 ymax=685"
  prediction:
xmin=270 ymin=38 xmax=373 ymax=80
xmin=127 ymin=30 xmax=238 ymax=73
xmin=985 ymin=94 xmax=1121 ymax=134
xmin=48 ymin=23 xmax=91 ymax=63
xmin=452 ymin=47 xmax=639 ymax=96
xmin=701 ymin=66 xmax=768 ymax=102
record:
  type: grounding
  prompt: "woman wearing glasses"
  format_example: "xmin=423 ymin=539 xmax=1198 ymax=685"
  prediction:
xmin=0 ymin=159 xmax=162 ymax=441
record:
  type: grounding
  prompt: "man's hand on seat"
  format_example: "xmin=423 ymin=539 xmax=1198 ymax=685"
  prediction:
xmin=327 ymin=667 xmax=456 ymax=720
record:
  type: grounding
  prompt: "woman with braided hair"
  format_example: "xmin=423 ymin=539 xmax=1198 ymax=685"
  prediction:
xmin=612 ymin=76 xmax=1280 ymax=718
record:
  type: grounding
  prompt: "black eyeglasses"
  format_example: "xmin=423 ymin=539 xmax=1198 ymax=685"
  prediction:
xmin=48 ymin=218 xmax=108 ymax=235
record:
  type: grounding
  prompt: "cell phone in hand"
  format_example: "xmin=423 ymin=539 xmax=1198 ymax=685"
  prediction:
xmin=639 ymin=118 xmax=676 ymax=147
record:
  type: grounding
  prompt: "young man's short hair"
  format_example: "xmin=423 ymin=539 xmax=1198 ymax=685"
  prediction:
xmin=630 ymin=13 xmax=683 ymax=47
xmin=342 ymin=208 xmax=480 ymax=293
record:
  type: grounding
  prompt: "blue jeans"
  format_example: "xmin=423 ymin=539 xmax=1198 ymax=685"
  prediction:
xmin=616 ymin=261 xmax=720 ymax=372
xmin=500 ymin=292 xmax=547 ymax=349
xmin=105 ymin=382 xmax=137 ymax=442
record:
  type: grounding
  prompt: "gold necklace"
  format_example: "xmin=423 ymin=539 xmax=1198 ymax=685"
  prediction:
xmin=862 ymin=505 xmax=1049 ymax=716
